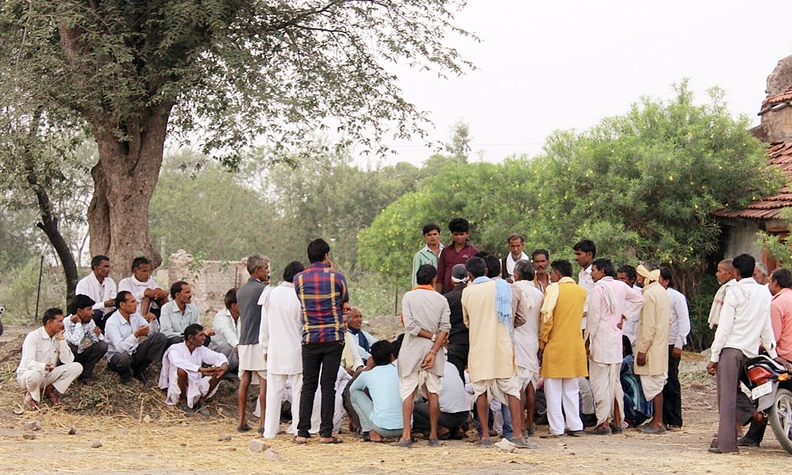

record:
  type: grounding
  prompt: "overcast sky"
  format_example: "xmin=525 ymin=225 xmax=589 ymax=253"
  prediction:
xmin=366 ymin=0 xmax=792 ymax=167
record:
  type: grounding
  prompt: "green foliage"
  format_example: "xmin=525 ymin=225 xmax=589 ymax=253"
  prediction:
xmin=0 ymin=256 xmax=66 ymax=324
xmin=360 ymin=82 xmax=782 ymax=292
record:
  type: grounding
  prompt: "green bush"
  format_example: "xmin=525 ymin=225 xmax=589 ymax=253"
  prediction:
xmin=0 ymin=257 xmax=66 ymax=324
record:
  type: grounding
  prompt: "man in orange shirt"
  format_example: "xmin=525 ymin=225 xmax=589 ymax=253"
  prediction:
xmin=739 ymin=267 xmax=792 ymax=447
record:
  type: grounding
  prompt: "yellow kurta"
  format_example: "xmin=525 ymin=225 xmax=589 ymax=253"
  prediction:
xmin=462 ymin=280 xmax=516 ymax=382
xmin=539 ymin=278 xmax=588 ymax=378
xmin=634 ymin=281 xmax=671 ymax=376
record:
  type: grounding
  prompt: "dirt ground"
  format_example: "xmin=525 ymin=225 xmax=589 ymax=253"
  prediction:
xmin=0 ymin=326 xmax=790 ymax=474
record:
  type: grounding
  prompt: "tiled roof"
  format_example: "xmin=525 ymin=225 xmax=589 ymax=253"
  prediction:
xmin=714 ymin=142 xmax=792 ymax=220
xmin=759 ymin=87 xmax=792 ymax=115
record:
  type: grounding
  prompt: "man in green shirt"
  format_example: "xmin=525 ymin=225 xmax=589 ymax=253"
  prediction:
xmin=412 ymin=223 xmax=443 ymax=287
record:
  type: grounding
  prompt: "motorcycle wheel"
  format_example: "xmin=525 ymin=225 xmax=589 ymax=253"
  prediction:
xmin=769 ymin=387 xmax=792 ymax=455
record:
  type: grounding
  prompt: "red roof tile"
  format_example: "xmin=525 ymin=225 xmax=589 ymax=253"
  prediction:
xmin=714 ymin=142 xmax=792 ymax=220
xmin=764 ymin=87 xmax=792 ymax=106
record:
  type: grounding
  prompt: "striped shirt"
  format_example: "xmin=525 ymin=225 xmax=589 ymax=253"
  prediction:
xmin=295 ymin=263 xmax=349 ymax=343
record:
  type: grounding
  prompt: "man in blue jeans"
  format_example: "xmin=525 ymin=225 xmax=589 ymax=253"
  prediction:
xmin=294 ymin=238 xmax=350 ymax=444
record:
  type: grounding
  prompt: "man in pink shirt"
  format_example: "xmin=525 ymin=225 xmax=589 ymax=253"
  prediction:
xmin=585 ymin=258 xmax=644 ymax=435
xmin=739 ymin=267 xmax=792 ymax=447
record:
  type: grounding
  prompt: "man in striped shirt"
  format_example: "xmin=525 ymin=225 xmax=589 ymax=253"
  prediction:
xmin=294 ymin=238 xmax=350 ymax=444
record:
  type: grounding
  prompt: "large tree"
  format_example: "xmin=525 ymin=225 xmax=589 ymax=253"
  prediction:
xmin=0 ymin=0 xmax=473 ymax=278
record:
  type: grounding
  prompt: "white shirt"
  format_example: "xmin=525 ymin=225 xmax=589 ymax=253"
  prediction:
xmin=17 ymin=327 xmax=75 ymax=376
xmin=75 ymin=272 xmax=117 ymax=313
xmin=104 ymin=310 xmax=156 ymax=360
xmin=586 ymin=278 xmax=644 ymax=365
xmin=505 ymin=252 xmax=529 ymax=279
xmin=513 ymin=281 xmax=543 ymax=373
xmin=211 ymin=308 xmax=239 ymax=348
xmin=710 ymin=277 xmax=778 ymax=363
xmin=667 ymin=287 xmax=691 ymax=349
xmin=63 ymin=315 xmax=104 ymax=354
xmin=578 ymin=264 xmax=595 ymax=329
xmin=259 ymin=282 xmax=303 ymax=375
xmin=622 ymin=284 xmax=643 ymax=348
xmin=440 ymin=361 xmax=473 ymax=413
xmin=118 ymin=276 xmax=163 ymax=313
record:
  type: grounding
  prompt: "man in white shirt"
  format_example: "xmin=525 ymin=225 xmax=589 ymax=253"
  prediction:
xmin=501 ymin=233 xmax=529 ymax=283
xmin=658 ymin=266 xmax=691 ymax=430
xmin=118 ymin=256 xmax=169 ymax=315
xmin=75 ymin=255 xmax=117 ymax=331
xmin=160 ymin=281 xmax=212 ymax=346
xmin=64 ymin=294 xmax=108 ymax=381
xmin=260 ymin=261 xmax=305 ymax=438
xmin=105 ymin=291 xmax=167 ymax=385
xmin=573 ymin=239 xmax=596 ymax=330
xmin=512 ymin=260 xmax=544 ymax=436
xmin=158 ymin=324 xmax=227 ymax=416
xmin=586 ymin=259 xmax=644 ymax=435
xmin=210 ymin=288 xmax=240 ymax=374
xmin=17 ymin=308 xmax=83 ymax=409
xmin=347 ymin=307 xmax=377 ymax=360
xmin=707 ymin=254 xmax=779 ymax=454
xmin=617 ymin=264 xmax=641 ymax=348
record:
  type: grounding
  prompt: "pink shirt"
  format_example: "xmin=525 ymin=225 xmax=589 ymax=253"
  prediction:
xmin=771 ymin=287 xmax=792 ymax=360
xmin=585 ymin=278 xmax=644 ymax=365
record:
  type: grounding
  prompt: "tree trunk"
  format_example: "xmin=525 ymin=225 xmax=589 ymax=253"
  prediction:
xmin=87 ymin=106 xmax=172 ymax=282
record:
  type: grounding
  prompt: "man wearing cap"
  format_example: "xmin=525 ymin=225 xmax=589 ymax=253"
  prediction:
xmin=634 ymin=261 xmax=671 ymax=435
xmin=445 ymin=263 xmax=469 ymax=381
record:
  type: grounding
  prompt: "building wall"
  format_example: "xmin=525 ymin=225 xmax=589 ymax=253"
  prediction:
xmin=166 ymin=249 xmax=250 ymax=323
xmin=722 ymin=220 xmax=764 ymax=262
xmin=760 ymin=104 xmax=792 ymax=143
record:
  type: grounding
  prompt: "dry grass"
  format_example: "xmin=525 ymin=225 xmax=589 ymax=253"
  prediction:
xmin=2 ymin=337 xmax=791 ymax=474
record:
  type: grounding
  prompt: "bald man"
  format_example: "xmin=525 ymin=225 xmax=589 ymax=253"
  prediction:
xmin=708 ymin=259 xmax=738 ymax=329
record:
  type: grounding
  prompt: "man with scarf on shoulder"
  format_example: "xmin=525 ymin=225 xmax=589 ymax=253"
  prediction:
xmin=347 ymin=307 xmax=377 ymax=360
xmin=585 ymin=258 xmax=644 ymax=435
xmin=461 ymin=257 xmax=535 ymax=449
xmin=118 ymin=256 xmax=169 ymax=316
xmin=634 ymin=261 xmax=672 ymax=435
xmin=708 ymin=259 xmax=739 ymax=329
xmin=539 ymin=260 xmax=588 ymax=438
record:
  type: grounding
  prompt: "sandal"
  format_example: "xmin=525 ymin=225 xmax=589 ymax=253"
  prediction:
xmin=237 ymin=424 xmax=251 ymax=432
xmin=391 ymin=438 xmax=413 ymax=448
xmin=320 ymin=436 xmax=344 ymax=444
xmin=292 ymin=436 xmax=308 ymax=444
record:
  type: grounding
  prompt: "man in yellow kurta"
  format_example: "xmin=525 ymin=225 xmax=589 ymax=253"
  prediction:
xmin=462 ymin=257 xmax=535 ymax=449
xmin=634 ymin=262 xmax=672 ymax=434
xmin=539 ymin=260 xmax=588 ymax=437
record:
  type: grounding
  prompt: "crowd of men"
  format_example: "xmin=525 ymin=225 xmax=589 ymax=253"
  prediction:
xmin=15 ymin=217 xmax=792 ymax=453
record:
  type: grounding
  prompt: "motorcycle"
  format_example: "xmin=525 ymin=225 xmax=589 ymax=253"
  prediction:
xmin=742 ymin=354 xmax=792 ymax=454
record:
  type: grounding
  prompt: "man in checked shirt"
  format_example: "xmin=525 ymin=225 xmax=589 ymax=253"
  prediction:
xmin=293 ymin=238 xmax=350 ymax=445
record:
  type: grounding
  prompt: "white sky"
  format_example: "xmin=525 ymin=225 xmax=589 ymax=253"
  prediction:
xmin=364 ymin=0 xmax=792 ymax=167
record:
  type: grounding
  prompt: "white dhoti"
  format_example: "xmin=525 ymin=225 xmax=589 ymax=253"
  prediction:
xmin=544 ymin=377 xmax=583 ymax=435
xmin=164 ymin=368 xmax=222 ymax=409
xmin=472 ymin=374 xmax=522 ymax=403
xmin=639 ymin=373 xmax=667 ymax=401
xmin=516 ymin=365 xmax=539 ymax=391
xmin=237 ymin=343 xmax=267 ymax=381
xmin=589 ymin=361 xmax=624 ymax=426
xmin=17 ymin=363 xmax=82 ymax=402
xmin=264 ymin=373 xmax=303 ymax=438
xmin=399 ymin=370 xmax=442 ymax=401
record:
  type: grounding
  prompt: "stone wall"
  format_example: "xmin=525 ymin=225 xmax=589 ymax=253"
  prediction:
xmin=166 ymin=249 xmax=250 ymax=320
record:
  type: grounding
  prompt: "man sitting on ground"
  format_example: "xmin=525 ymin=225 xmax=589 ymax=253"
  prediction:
xmin=64 ymin=294 xmax=109 ymax=381
xmin=17 ymin=308 xmax=83 ymax=409
xmin=75 ymin=255 xmax=117 ymax=331
xmin=348 ymin=341 xmax=404 ymax=442
xmin=105 ymin=291 xmax=167 ymax=385
xmin=159 ymin=324 xmax=228 ymax=416
xmin=347 ymin=307 xmax=377 ymax=360
xmin=160 ymin=281 xmax=212 ymax=346
xmin=118 ymin=256 xmax=169 ymax=315
xmin=210 ymin=288 xmax=240 ymax=375
xmin=413 ymin=359 xmax=472 ymax=440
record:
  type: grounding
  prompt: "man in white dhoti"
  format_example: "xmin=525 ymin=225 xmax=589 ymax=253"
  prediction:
xmin=585 ymin=258 xmax=643 ymax=435
xmin=17 ymin=308 xmax=83 ymax=409
xmin=159 ymin=324 xmax=227 ymax=416
xmin=512 ymin=260 xmax=544 ymax=436
xmin=260 ymin=261 xmax=305 ymax=439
